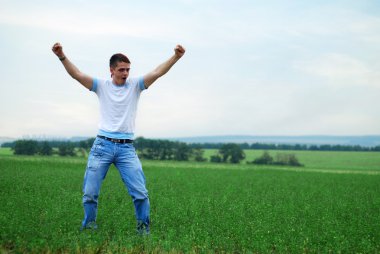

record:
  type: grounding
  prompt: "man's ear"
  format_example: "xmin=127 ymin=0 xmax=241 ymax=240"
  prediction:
xmin=110 ymin=67 xmax=114 ymax=77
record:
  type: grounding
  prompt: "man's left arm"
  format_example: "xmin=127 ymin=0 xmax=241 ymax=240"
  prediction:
xmin=143 ymin=45 xmax=185 ymax=89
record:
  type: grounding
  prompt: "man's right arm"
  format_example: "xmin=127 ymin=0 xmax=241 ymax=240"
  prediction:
xmin=52 ymin=42 xmax=93 ymax=90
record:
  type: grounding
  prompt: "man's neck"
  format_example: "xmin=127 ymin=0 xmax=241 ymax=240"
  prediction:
xmin=112 ymin=78 xmax=126 ymax=86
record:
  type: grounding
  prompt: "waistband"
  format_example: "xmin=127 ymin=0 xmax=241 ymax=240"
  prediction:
xmin=97 ymin=135 xmax=133 ymax=144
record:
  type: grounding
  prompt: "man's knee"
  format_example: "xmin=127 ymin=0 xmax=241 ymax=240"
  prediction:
xmin=131 ymin=188 xmax=149 ymax=201
xmin=83 ymin=193 xmax=99 ymax=204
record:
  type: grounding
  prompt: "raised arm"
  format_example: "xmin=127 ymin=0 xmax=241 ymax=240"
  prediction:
xmin=52 ymin=42 xmax=93 ymax=90
xmin=143 ymin=45 xmax=185 ymax=88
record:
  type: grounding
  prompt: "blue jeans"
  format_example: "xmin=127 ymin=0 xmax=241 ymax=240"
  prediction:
xmin=81 ymin=137 xmax=150 ymax=231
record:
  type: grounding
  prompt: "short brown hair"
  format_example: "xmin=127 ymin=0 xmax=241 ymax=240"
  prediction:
xmin=109 ymin=53 xmax=130 ymax=68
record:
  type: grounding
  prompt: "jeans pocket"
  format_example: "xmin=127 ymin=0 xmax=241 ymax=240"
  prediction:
xmin=87 ymin=140 xmax=104 ymax=171
xmin=87 ymin=153 xmax=102 ymax=171
xmin=91 ymin=139 xmax=104 ymax=156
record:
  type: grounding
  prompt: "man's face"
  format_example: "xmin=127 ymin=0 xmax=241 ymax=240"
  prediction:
xmin=110 ymin=61 xmax=131 ymax=85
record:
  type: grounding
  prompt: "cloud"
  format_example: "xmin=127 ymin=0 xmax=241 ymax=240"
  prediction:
xmin=293 ymin=53 xmax=380 ymax=88
xmin=1 ymin=100 xmax=98 ymax=137
xmin=0 ymin=4 xmax=179 ymax=40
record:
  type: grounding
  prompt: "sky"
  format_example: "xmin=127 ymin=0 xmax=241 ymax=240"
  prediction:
xmin=0 ymin=0 xmax=380 ymax=139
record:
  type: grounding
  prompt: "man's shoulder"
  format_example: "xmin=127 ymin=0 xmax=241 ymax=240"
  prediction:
xmin=128 ymin=76 xmax=145 ymax=91
xmin=95 ymin=78 xmax=111 ymax=88
xmin=91 ymin=78 xmax=112 ymax=93
xmin=96 ymin=78 xmax=110 ymax=84
xmin=127 ymin=76 xmax=141 ymax=84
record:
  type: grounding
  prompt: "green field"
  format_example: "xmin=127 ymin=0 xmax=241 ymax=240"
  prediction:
xmin=1 ymin=150 xmax=380 ymax=253
xmin=0 ymin=148 xmax=13 ymax=156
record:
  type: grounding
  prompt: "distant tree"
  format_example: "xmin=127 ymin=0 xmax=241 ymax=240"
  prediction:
xmin=207 ymin=143 xmax=246 ymax=164
xmin=240 ymin=142 xmax=250 ymax=149
xmin=135 ymin=137 xmax=202 ymax=161
xmin=249 ymin=151 xmax=273 ymax=165
xmin=250 ymin=143 xmax=277 ymax=150
xmin=58 ymin=142 xmax=76 ymax=156
xmin=249 ymin=151 xmax=303 ymax=167
xmin=286 ymin=154 xmax=303 ymax=167
xmin=277 ymin=144 xmax=292 ymax=150
xmin=192 ymin=148 xmax=207 ymax=162
xmin=218 ymin=143 xmax=245 ymax=163
xmin=319 ymin=144 xmax=331 ymax=151
xmin=135 ymin=137 xmax=155 ymax=159
xmin=294 ymin=144 xmax=307 ymax=150
xmin=274 ymin=153 xmax=303 ymax=167
xmin=1 ymin=142 xmax=15 ymax=148
xmin=159 ymin=140 xmax=174 ymax=160
xmin=309 ymin=145 xmax=319 ymax=151
xmin=79 ymin=138 xmax=95 ymax=150
xmin=210 ymin=154 xmax=222 ymax=163
xmin=39 ymin=141 xmax=52 ymax=156
xmin=173 ymin=142 xmax=191 ymax=161
xmin=14 ymin=140 xmax=39 ymax=155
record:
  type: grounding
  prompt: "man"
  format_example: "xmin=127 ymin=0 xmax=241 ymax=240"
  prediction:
xmin=52 ymin=42 xmax=185 ymax=234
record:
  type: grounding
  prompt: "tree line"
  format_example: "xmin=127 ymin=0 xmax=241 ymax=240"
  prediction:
xmin=4 ymin=138 xmax=379 ymax=152
xmin=2 ymin=138 xmax=208 ymax=161
xmin=134 ymin=137 xmax=206 ymax=161
xmin=189 ymin=142 xmax=380 ymax=152
xmin=6 ymin=140 xmax=89 ymax=156
xmin=2 ymin=137 xmax=378 ymax=165
xmin=1 ymin=137 xmax=290 ymax=165
xmin=2 ymin=138 xmax=244 ymax=163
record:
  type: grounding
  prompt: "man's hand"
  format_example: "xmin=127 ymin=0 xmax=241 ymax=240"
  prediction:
xmin=174 ymin=45 xmax=185 ymax=58
xmin=52 ymin=42 xmax=65 ymax=58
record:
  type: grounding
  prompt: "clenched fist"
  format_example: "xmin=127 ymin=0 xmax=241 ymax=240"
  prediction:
xmin=52 ymin=42 xmax=65 ymax=59
xmin=174 ymin=45 xmax=185 ymax=58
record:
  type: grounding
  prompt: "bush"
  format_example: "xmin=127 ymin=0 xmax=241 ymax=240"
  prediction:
xmin=249 ymin=151 xmax=303 ymax=167
xmin=249 ymin=151 xmax=273 ymax=165
xmin=210 ymin=155 xmax=222 ymax=163
xmin=218 ymin=143 xmax=246 ymax=164
xmin=192 ymin=148 xmax=207 ymax=162
xmin=58 ymin=142 xmax=76 ymax=156
xmin=174 ymin=143 xmax=192 ymax=161
xmin=14 ymin=140 xmax=39 ymax=155
xmin=134 ymin=137 xmax=206 ymax=162
xmin=274 ymin=153 xmax=303 ymax=167
xmin=39 ymin=141 xmax=52 ymax=156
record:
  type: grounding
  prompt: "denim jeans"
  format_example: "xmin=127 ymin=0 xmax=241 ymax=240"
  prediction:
xmin=81 ymin=137 xmax=150 ymax=232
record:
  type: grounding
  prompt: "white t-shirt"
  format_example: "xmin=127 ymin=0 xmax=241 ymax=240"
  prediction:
xmin=91 ymin=77 xmax=146 ymax=139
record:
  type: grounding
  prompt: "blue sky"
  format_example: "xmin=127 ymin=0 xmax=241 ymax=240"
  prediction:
xmin=0 ymin=0 xmax=379 ymax=138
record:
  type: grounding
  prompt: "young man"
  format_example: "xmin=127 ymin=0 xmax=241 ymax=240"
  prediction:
xmin=52 ymin=42 xmax=185 ymax=234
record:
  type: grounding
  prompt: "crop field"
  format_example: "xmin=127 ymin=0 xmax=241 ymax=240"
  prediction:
xmin=1 ymin=149 xmax=380 ymax=253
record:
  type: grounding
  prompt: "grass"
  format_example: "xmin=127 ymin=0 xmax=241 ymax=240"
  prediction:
xmin=0 ymin=147 xmax=12 ymax=156
xmin=1 ymin=152 xmax=380 ymax=253
xmin=205 ymin=148 xmax=380 ymax=172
